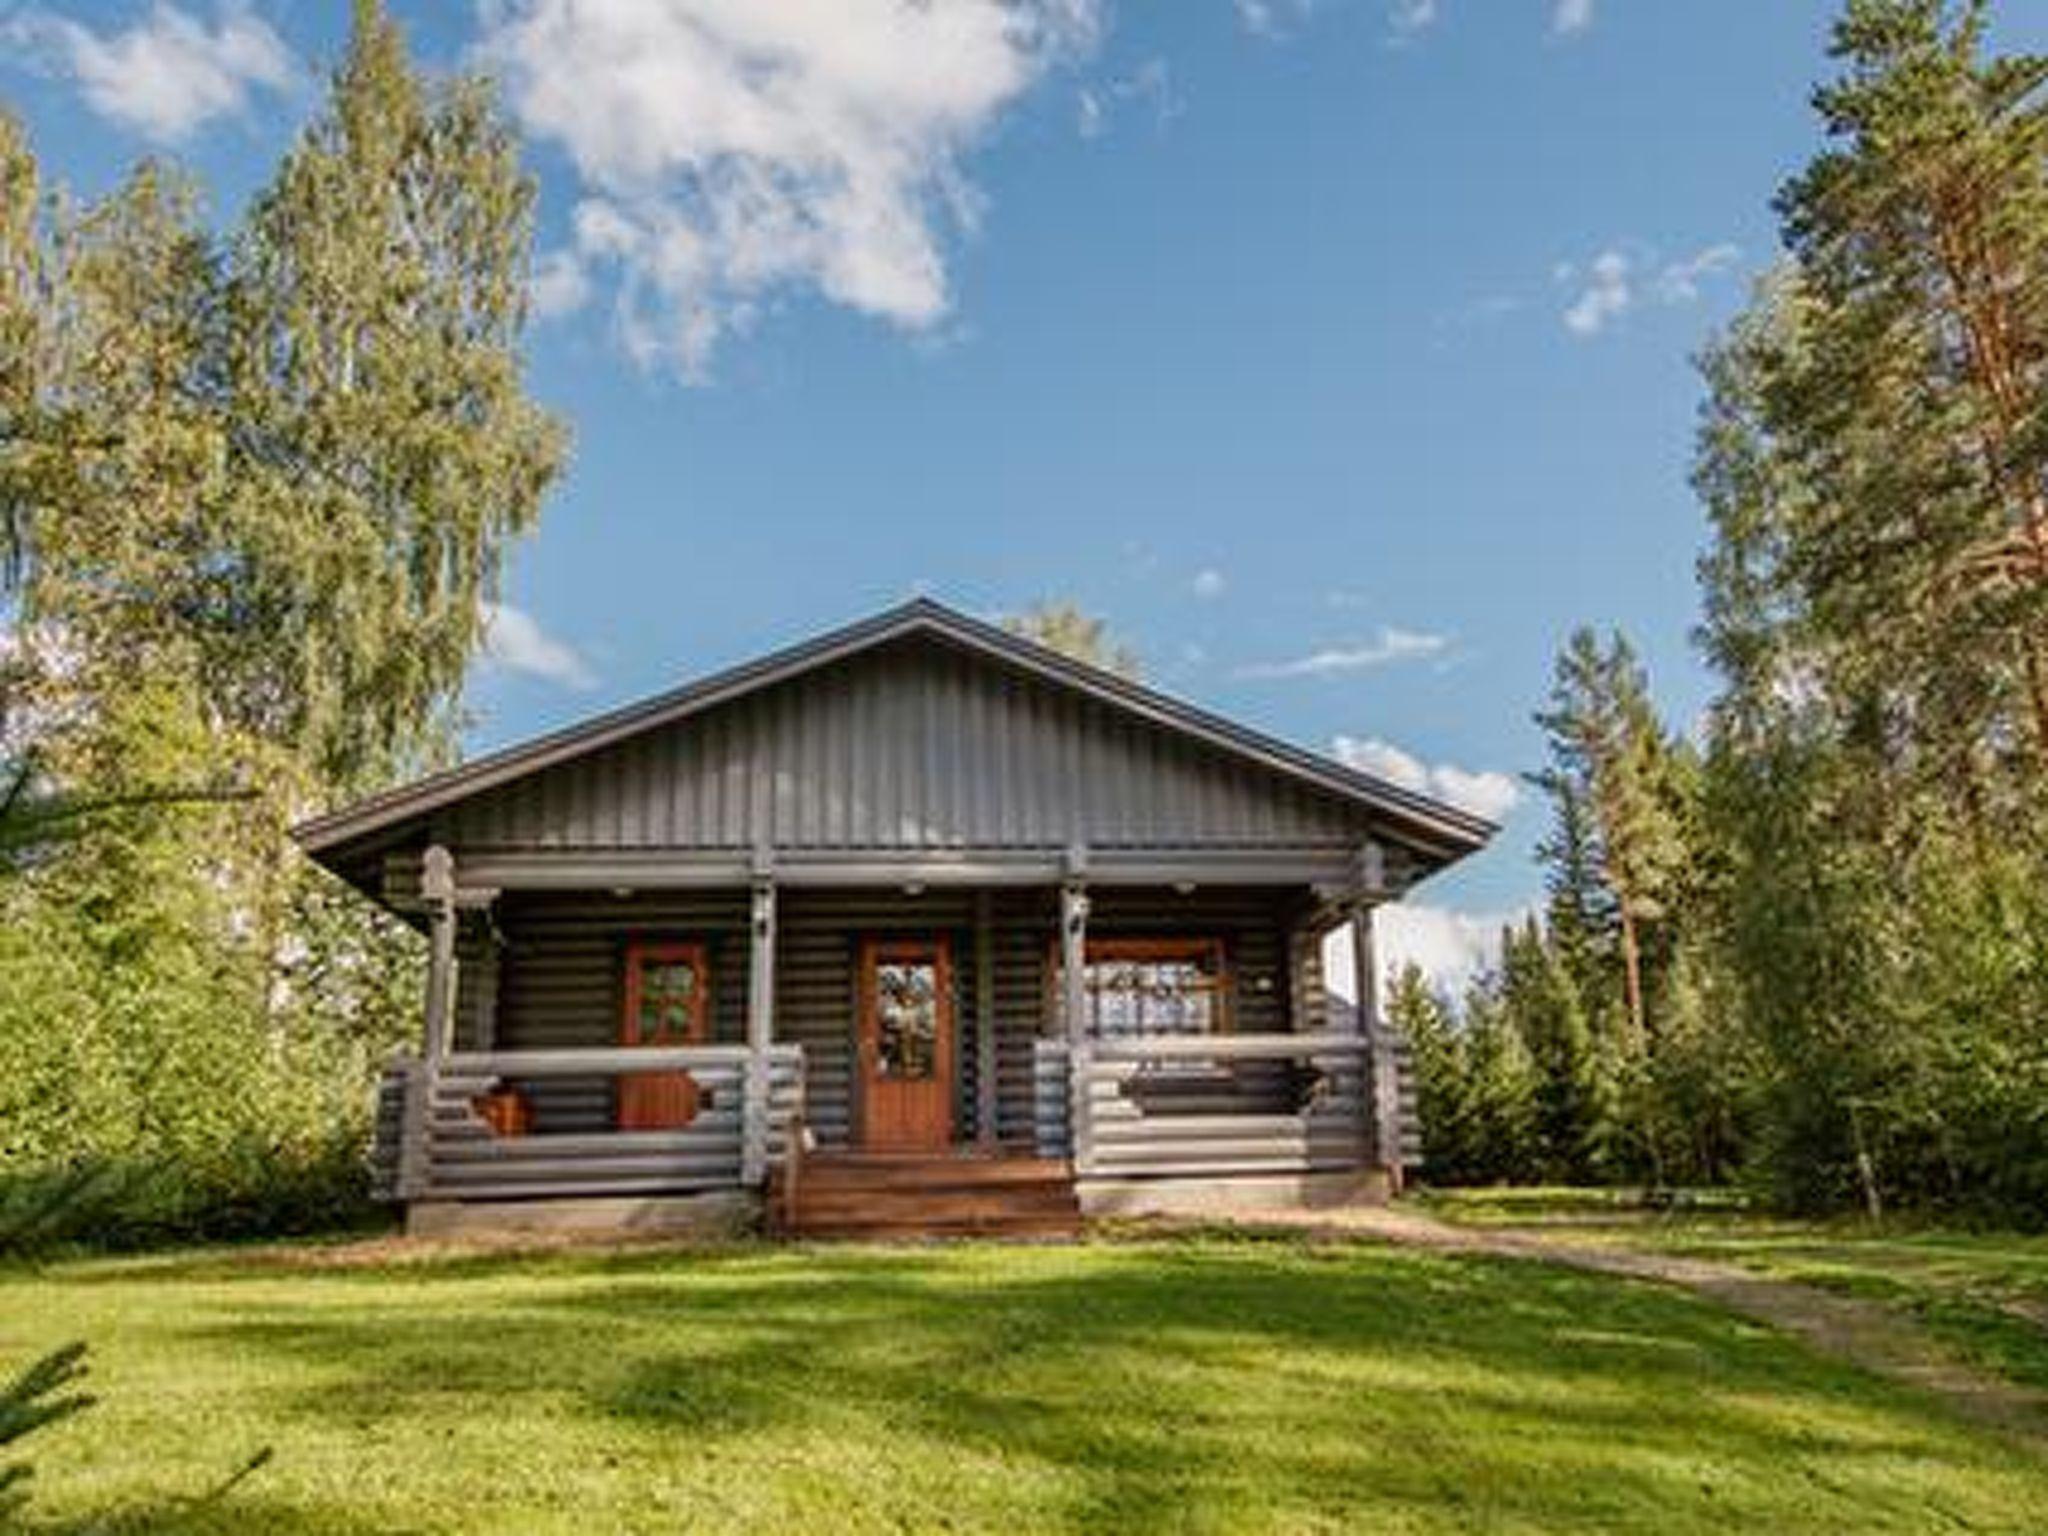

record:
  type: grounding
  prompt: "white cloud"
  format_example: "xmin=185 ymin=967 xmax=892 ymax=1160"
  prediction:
xmin=1076 ymin=87 xmax=1106 ymax=139
xmin=1386 ymin=0 xmax=1439 ymax=41
xmin=1235 ymin=627 xmax=1448 ymax=679
xmin=1656 ymin=241 xmax=1743 ymax=304
xmin=480 ymin=602 xmax=597 ymax=690
xmin=1191 ymin=568 xmax=1227 ymax=600
xmin=1552 ymin=0 xmax=1595 ymax=35
xmin=478 ymin=0 xmax=1099 ymax=379
xmin=4 ymin=1 xmax=293 ymax=143
xmin=1325 ymin=904 xmax=1523 ymax=1000
xmin=529 ymin=249 xmax=593 ymax=321
xmin=1331 ymin=735 xmax=1520 ymax=822
xmin=1562 ymin=248 xmax=1632 ymax=336
xmin=1076 ymin=56 xmax=1178 ymax=140
xmin=1559 ymin=241 xmax=1743 ymax=336
xmin=1237 ymin=0 xmax=1318 ymax=40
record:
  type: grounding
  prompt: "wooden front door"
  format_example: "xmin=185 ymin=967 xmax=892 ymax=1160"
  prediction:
xmin=617 ymin=942 xmax=707 ymax=1130
xmin=858 ymin=937 xmax=955 ymax=1151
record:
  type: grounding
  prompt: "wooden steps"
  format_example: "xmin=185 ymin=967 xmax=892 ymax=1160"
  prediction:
xmin=772 ymin=1152 xmax=1082 ymax=1240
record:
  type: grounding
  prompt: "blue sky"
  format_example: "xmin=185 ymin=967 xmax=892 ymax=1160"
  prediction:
xmin=10 ymin=1 xmax=2045 ymax=986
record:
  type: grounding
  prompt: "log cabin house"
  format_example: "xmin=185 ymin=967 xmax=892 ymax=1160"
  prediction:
xmin=295 ymin=599 xmax=1494 ymax=1237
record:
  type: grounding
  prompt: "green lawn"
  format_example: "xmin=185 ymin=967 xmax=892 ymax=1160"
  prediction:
xmin=6 ymin=1233 xmax=2047 ymax=1533
xmin=1421 ymin=1188 xmax=2048 ymax=1399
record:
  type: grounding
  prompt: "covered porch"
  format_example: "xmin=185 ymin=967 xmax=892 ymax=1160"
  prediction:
xmin=372 ymin=844 xmax=1412 ymax=1234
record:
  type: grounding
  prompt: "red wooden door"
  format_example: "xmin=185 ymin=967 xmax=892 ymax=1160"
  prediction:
xmin=858 ymin=938 xmax=955 ymax=1151
xmin=617 ymin=942 xmax=707 ymax=1130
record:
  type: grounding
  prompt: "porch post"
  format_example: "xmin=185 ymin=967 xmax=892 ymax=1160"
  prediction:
xmin=743 ymin=851 xmax=777 ymax=1187
xmin=1347 ymin=902 xmax=1378 ymax=1042
xmin=974 ymin=890 xmax=998 ymax=1149
xmin=407 ymin=844 xmax=458 ymax=1204
xmin=421 ymin=845 xmax=458 ymax=1064
xmin=1350 ymin=891 xmax=1406 ymax=1191
xmin=1060 ymin=847 xmax=1091 ymax=1171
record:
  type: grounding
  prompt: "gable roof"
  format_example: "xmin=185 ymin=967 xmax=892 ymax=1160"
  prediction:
xmin=294 ymin=597 xmax=1496 ymax=864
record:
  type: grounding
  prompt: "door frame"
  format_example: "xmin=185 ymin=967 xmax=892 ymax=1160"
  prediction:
xmin=855 ymin=935 xmax=956 ymax=1151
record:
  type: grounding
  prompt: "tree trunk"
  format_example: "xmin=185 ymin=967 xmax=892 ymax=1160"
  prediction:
xmin=1930 ymin=205 xmax=2048 ymax=771
xmin=1619 ymin=906 xmax=1646 ymax=1043
xmin=2026 ymin=636 xmax=2048 ymax=774
xmin=1848 ymin=1102 xmax=1883 ymax=1225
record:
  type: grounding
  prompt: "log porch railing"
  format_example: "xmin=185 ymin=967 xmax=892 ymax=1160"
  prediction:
xmin=1034 ymin=1034 xmax=1376 ymax=1179
xmin=375 ymin=1044 xmax=805 ymax=1204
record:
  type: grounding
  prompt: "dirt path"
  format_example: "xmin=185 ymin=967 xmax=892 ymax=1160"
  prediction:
xmin=1235 ymin=1204 xmax=2048 ymax=1447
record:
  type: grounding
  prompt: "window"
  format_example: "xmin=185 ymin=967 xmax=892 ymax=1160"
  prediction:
xmin=620 ymin=942 xmax=709 ymax=1046
xmin=872 ymin=950 xmax=943 ymax=1081
xmin=1061 ymin=937 xmax=1230 ymax=1039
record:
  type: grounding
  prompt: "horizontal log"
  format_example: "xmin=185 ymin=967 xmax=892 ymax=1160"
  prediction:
xmin=1087 ymin=1034 xmax=1368 ymax=1064
xmin=1089 ymin=1152 xmax=1359 ymax=1175
xmin=437 ymin=1045 xmax=801 ymax=1077
xmin=1089 ymin=1129 xmax=1315 ymax=1157
xmin=421 ymin=1174 xmax=741 ymax=1200
xmin=1090 ymin=1114 xmax=1335 ymax=1143
xmin=433 ymin=1158 xmax=746 ymax=1187
xmin=432 ymin=1129 xmax=745 ymax=1161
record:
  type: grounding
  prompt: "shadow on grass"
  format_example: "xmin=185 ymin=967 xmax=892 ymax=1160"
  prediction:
xmin=36 ymin=1497 xmax=401 ymax=1536
xmin=127 ymin=1236 xmax=2048 ymax=1532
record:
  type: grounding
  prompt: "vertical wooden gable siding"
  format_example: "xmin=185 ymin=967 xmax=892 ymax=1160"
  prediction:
xmin=454 ymin=885 xmax=1308 ymax=1144
xmin=432 ymin=637 xmax=1376 ymax=855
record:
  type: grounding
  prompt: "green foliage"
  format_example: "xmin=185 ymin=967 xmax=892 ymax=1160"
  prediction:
xmin=0 ymin=1340 xmax=91 ymax=1520
xmin=1388 ymin=965 xmax=1474 ymax=1181
xmin=1533 ymin=627 xmax=1696 ymax=1042
xmin=0 ymin=108 xmax=38 ymax=590
xmin=1676 ymin=0 xmax=2048 ymax=1221
xmin=0 ymin=686 xmax=406 ymax=1247
xmin=227 ymin=0 xmax=567 ymax=788
xmin=1003 ymin=601 xmax=1142 ymax=678
xmin=1499 ymin=921 xmax=1605 ymax=1182
xmin=1403 ymin=627 xmax=1742 ymax=1196
xmin=1418 ymin=1 xmax=2048 ymax=1223
xmin=1772 ymin=0 xmax=2048 ymax=781
xmin=0 ymin=3 xmax=544 ymax=1248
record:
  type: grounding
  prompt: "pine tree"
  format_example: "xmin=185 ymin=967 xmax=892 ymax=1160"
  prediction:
xmin=1533 ymin=629 xmax=1691 ymax=1043
xmin=1459 ymin=975 xmax=1541 ymax=1184
xmin=1499 ymin=919 xmax=1608 ymax=1183
xmin=1387 ymin=965 xmax=1471 ymax=1183
xmin=1686 ymin=1 xmax=2048 ymax=1217
xmin=1532 ymin=774 xmax=1616 ymax=1007
xmin=1773 ymin=0 xmax=2048 ymax=785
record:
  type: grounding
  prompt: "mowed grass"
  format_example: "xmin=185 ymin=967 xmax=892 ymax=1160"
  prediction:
xmin=6 ymin=1234 xmax=2048 ymax=1533
xmin=1423 ymin=1188 xmax=2048 ymax=1398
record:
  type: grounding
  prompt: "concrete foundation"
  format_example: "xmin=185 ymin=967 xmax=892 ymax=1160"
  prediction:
xmin=1075 ymin=1167 xmax=1394 ymax=1219
xmin=405 ymin=1190 xmax=758 ymax=1241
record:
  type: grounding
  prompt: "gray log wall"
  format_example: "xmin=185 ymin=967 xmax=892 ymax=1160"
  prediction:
xmin=444 ymin=883 xmax=1312 ymax=1149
